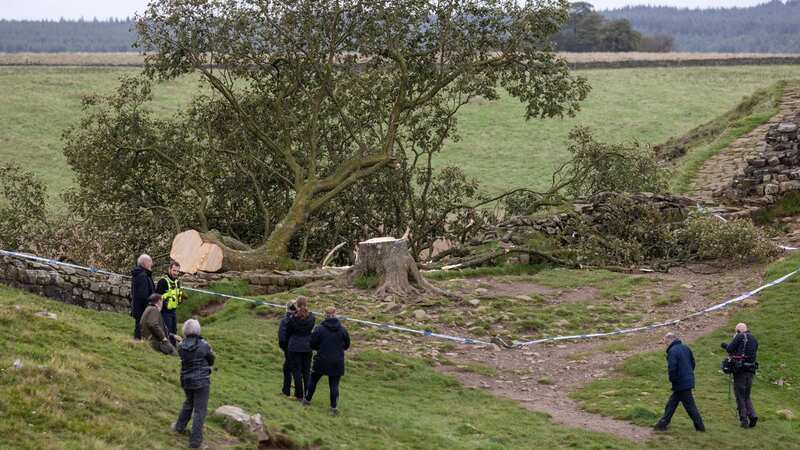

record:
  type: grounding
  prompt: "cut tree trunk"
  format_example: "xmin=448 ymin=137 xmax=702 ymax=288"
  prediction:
xmin=171 ymin=229 xmax=289 ymax=273
xmin=171 ymin=230 xmax=224 ymax=273
xmin=346 ymin=237 xmax=457 ymax=299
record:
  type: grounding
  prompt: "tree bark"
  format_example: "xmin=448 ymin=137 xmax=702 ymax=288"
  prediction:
xmin=345 ymin=237 xmax=457 ymax=299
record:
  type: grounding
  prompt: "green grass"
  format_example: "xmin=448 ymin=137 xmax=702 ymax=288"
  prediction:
xmin=0 ymin=66 xmax=198 ymax=208
xmin=573 ymin=252 xmax=800 ymax=448
xmin=440 ymin=65 xmax=800 ymax=193
xmin=753 ymin=191 xmax=800 ymax=226
xmin=3 ymin=65 xmax=800 ymax=208
xmin=667 ymin=80 xmax=793 ymax=193
xmin=0 ymin=285 xmax=638 ymax=450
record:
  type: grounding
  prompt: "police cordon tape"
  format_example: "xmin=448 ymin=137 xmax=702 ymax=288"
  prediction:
xmin=514 ymin=267 xmax=800 ymax=347
xmin=1 ymin=248 xmax=798 ymax=349
xmin=0 ymin=249 xmax=492 ymax=347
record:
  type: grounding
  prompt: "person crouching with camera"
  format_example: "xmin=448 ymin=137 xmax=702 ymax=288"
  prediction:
xmin=722 ymin=322 xmax=759 ymax=428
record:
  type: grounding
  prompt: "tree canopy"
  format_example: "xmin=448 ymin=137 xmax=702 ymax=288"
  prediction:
xmin=64 ymin=0 xmax=589 ymax=270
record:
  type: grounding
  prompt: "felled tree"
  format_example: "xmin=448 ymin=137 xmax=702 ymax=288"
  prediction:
xmin=66 ymin=0 xmax=589 ymax=271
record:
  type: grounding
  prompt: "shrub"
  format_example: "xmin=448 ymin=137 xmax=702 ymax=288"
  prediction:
xmin=677 ymin=214 xmax=780 ymax=263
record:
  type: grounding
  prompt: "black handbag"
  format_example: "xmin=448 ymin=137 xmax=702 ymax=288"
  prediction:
xmin=721 ymin=356 xmax=735 ymax=374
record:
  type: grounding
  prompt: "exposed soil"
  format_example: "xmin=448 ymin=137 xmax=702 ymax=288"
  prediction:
xmin=198 ymin=299 xmax=228 ymax=317
xmin=432 ymin=265 xmax=765 ymax=442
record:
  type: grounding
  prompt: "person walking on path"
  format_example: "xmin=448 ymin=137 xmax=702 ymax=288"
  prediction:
xmin=722 ymin=322 xmax=759 ymax=428
xmin=156 ymin=261 xmax=185 ymax=346
xmin=140 ymin=294 xmax=179 ymax=356
xmin=303 ymin=307 xmax=350 ymax=416
xmin=285 ymin=297 xmax=315 ymax=401
xmin=655 ymin=333 xmax=706 ymax=432
xmin=174 ymin=319 xmax=215 ymax=449
xmin=278 ymin=300 xmax=297 ymax=396
xmin=130 ymin=254 xmax=155 ymax=340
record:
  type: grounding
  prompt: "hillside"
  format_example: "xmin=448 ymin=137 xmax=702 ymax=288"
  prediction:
xmin=0 ymin=283 xmax=629 ymax=450
xmin=2 ymin=249 xmax=800 ymax=448
xmin=603 ymin=0 xmax=800 ymax=53
xmin=3 ymin=64 xmax=800 ymax=205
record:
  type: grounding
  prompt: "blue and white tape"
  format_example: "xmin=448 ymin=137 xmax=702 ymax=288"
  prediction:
xmin=2 ymin=249 xmax=798 ymax=350
xmin=0 ymin=249 xmax=492 ymax=346
xmin=513 ymin=267 xmax=800 ymax=347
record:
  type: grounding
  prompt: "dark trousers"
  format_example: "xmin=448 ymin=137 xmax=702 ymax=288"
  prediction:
xmin=162 ymin=309 xmax=177 ymax=345
xmin=734 ymin=371 xmax=756 ymax=423
xmin=133 ymin=312 xmax=143 ymax=339
xmin=658 ymin=389 xmax=705 ymax=430
xmin=150 ymin=339 xmax=178 ymax=356
xmin=289 ymin=351 xmax=312 ymax=399
xmin=175 ymin=385 xmax=210 ymax=448
xmin=305 ymin=372 xmax=341 ymax=409
xmin=282 ymin=350 xmax=292 ymax=396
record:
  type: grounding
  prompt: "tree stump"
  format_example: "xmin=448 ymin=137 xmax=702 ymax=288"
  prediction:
xmin=346 ymin=237 xmax=457 ymax=298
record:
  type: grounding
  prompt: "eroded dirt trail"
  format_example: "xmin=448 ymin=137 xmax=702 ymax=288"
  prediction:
xmin=433 ymin=266 xmax=764 ymax=442
xmin=689 ymin=87 xmax=800 ymax=203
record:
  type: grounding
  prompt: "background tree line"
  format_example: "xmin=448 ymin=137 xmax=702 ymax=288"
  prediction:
xmin=0 ymin=7 xmax=663 ymax=54
xmin=603 ymin=0 xmax=800 ymax=53
xmin=0 ymin=18 xmax=134 ymax=52
xmin=552 ymin=2 xmax=673 ymax=52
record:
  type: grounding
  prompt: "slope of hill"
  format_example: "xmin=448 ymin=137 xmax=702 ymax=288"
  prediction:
xmin=575 ymin=250 xmax=800 ymax=448
xmin=0 ymin=283 xmax=629 ymax=450
xmin=603 ymin=0 xmax=800 ymax=53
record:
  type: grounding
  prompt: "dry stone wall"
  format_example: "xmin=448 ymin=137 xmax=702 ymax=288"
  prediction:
xmin=731 ymin=118 xmax=800 ymax=203
xmin=0 ymin=254 xmax=130 ymax=312
xmin=0 ymin=253 xmax=342 ymax=311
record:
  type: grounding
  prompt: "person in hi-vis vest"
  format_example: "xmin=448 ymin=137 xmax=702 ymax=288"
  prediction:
xmin=156 ymin=261 xmax=186 ymax=345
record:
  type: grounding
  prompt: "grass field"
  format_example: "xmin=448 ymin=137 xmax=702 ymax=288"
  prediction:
xmin=574 ymin=251 xmax=800 ymax=448
xmin=2 ymin=52 xmax=799 ymax=66
xmin=0 ymin=284 xmax=636 ymax=450
xmin=2 ymin=65 xmax=800 ymax=204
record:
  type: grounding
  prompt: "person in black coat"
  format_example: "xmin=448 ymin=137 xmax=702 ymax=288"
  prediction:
xmin=655 ymin=333 xmax=705 ymax=432
xmin=278 ymin=300 xmax=297 ymax=396
xmin=722 ymin=322 xmax=759 ymax=428
xmin=303 ymin=306 xmax=350 ymax=415
xmin=285 ymin=297 xmax=315 ymax=400
xmin=174 ymin=319 xmax=215 ymax=449
xmin=130 ymin=254 xmax=155 ymax=340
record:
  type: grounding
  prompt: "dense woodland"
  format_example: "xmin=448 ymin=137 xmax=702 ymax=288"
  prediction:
xmin=2 ymin=2 xmax=799 ymax=54
xmin=552 ymin=2 xmax=672 ymax=52
xmin=603 ymin=0 xmax=800 ymax=53
xmin=0 ymin=18 xmax=134 ymax=52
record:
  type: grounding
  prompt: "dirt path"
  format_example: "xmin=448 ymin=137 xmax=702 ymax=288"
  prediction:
xmin=689 ymin=87 xmax=800 ymax=203
xmin=431 ymin=265 xmax=764 ymax=442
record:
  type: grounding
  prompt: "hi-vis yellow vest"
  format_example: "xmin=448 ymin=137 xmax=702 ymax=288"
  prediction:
xmin=161 ymin=277 xmax=183 ymax=311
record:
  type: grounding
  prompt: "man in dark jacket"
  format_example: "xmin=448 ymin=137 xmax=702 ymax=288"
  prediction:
xmin=174 ymin=319 xmax=215 ymax=449
xmin=722 ymin=322 xmax=759 ymax=428
xmin=130 ymin=254 xmax=155 ymax=340
xmin=655 ymin=333 xmax=705 ymax=432
xmin=303 ymin=307 xmax=351 ymax=415
xmin=140 ymin=294 xmax=179 ymax=356
xmin=278 ymin=300 xmax=297 ymax=396
xmin=285 ymin=297 xmax=315 ymax=400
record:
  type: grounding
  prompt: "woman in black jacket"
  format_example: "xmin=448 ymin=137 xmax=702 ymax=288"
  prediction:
xmin=285 ymin=297 xmax=315 ymax=400
xmin=303 ymin=307 xmax=350 ymax=415
xmin=174 ymin=319 xmax=215 ymax=449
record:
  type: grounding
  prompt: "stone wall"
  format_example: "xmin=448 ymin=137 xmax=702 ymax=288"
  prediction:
xmin=0 ymin=254 xmax=130 ymax=312
xmin=0 ymin=253 xmax=343 ymax=311
xmin=183 ymin=268 xmax=343 ymax=295
xmin=731 ymin=118 xmax=800 ymax=203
